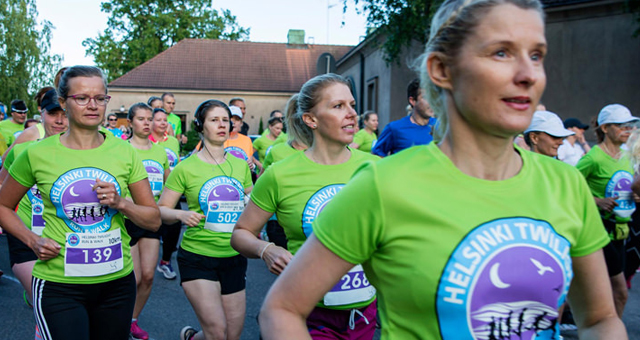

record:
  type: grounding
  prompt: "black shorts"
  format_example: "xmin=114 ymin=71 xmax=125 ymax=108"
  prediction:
xmin=7 ymin=232 xmax=38 ymax=266
xmin=32 ymin=272 xmax=136 ymax=340
xmin=125 ymin=218 xmax=161 ymax=246
xmin=603 ymin=239 xmax=626 ymax=277
xmin=177 ymin=247 xmax=247 ymax=295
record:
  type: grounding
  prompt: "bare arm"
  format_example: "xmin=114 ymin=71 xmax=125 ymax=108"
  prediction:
xmin=231 ymin=200 xmax=292 ymax=275
xmin=157 ymin=188 xmax=204 ymax=226
xmin=95 ymin=178 xmax=161 ymax=231
xmin=0 ymin=175 xmax=61 ymax=260
xmin=259 ymin=234 xmax=354 ymax=339
xmin=569 ymin=250 xmax=627 ymax=339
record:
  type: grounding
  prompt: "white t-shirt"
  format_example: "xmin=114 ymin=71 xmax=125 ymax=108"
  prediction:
xmin=557 ymin=139 xmax=585 ymax=166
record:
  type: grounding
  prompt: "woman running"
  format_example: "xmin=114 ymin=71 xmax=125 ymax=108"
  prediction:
xmin=349 ymin=111 xmax=378 ymax=153
xmin=257 ymin=0 xmax=626 ymax=339
xmin=523 ymin=110 xmax=574 ymax=157
xmin=0 ymin=65 xmax=161 ymax=340
xmin=0 ymin=88 xmax=68 ymax=337
xmin=125 ymin=103 xmax=170 ymax=340
xmin=576 ymin=103 xmax=638 ymax=317
xmin=252 ymin=116 xmax=284 ymax=163
xmin=157 ymin=100 xmax=252 ymax=340
xmin=231 ymin=73 xmax=379 ymax=339
xmin=149 ymin=107 xmax=182 ymax=280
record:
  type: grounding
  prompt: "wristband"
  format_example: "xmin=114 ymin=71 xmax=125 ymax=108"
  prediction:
xmin=259 ymin=242 xmax=275 ymax=260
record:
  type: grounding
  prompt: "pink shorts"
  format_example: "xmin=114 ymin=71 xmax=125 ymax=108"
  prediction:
xmin=306 ymin=300 xmax=377 ymax=340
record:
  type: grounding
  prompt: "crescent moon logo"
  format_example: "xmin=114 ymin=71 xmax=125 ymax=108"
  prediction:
xmin=489 ymin=263 xmax=510 ymax=289
xmin=213 ymin=189 xmax=220 ymax=197
xmin=70 ymin=186 xmax=79 ymax=197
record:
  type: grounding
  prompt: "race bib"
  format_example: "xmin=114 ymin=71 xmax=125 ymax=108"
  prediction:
xmin=64 ymin=229 xmax=123 ymax=277
xmin=204 ymin=201 xmax=244 ymax=233
xmin=148 ymin=173 xmax=163 ymax=196
xmin=31 ymin=201 xmax=45 ymax=236
xmin=323 ymin=265 xmax=376 ymax=306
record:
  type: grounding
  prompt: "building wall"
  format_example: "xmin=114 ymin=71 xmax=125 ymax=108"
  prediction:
xmin=106 ymin=88 xmax=294 ymax=135
xmin=337 ymin=37 xmax=424 ymax=131
xmin=544 ymin=0 xmax=640 ymax=141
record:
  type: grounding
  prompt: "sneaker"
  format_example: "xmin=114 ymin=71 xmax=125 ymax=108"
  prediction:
xmin=157 ymin=261 xmax=177 ymax=280
xmin=130 ymin=320 xmax=149 ymax=340
xmin=180 ymin=326 xmax=198 ymax=340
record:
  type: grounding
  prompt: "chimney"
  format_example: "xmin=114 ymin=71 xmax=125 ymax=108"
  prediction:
xmin=287 ymin=29 xmax=305 ymax=45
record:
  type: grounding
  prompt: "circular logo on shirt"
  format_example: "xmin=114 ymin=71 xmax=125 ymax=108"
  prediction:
xmin=436 ymin=217 xmax=572 ymax=340
xmin=605 ymin=170 xmax=635 ymax=220
xmin=301 ymin=184 xmax=345 ymax=238
xmin=67 ymin=233 xmax=80 ymax=247
xmin=198 ymin=176 xmax=245 ymax=213
xmin=33 ymin=203 xmax=43 ymax=214
xmin=50 ymin=168 xmax=121 ymax=233
xmin=165 ymin=148 xmax=178 ymax=167
xmin=224 ymin=146 xmax=248 ymax=161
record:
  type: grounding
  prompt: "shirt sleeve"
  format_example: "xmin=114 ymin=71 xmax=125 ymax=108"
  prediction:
xmin=570 ymin=171 xmax=610 ymax=257
xmin=372 ymin=124 xmax=393 ymax=157
xmin=164 ymin=162 xmax=186 ymax=194
xmin=8 ymin=147 xmax=35 ymax=188
xmin=575 ymin=151 xmax=593 ymax=179
xmin=262 ymin=148 xmax=275 ymax=171
xmin=313 ymin=162 xmax=384 ymax=264
xmin=4 ymin=147 xmax=16 ymax=169
xmin=128 ymin=148 xmax=148 ymax=185
xmin=250 ymin=165 xmax=278 ymax=213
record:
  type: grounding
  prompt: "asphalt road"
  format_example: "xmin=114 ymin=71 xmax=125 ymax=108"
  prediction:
xmin=1 ymin=229 xmax=638 ymax=339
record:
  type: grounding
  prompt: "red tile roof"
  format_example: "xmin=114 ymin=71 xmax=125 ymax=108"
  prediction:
xmin=109 ymin=39 xmax=354 ymax=93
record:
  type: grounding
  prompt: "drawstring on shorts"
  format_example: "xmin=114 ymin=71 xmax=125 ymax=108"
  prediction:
xmin=349 ymin=308 xmax=370 ymax=330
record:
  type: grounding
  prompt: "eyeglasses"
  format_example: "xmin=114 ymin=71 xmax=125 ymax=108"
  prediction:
xmin=67 ymin=94 xmax=111 ymax=106
xmin=108 ymin=118 xmax=118 ymax=122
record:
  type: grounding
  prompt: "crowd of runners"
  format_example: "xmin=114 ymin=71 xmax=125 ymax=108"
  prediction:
xmin=0 ymin=0 xmax=638 ymax=339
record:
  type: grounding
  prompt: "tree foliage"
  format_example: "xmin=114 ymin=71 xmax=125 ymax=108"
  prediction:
xmin=83 ymin=0 xmax=250 ymax=81
xmin=0 ymin=0 xmax=62 ymax=112
xmin=345 ymin=0 xmax=441 ymax=64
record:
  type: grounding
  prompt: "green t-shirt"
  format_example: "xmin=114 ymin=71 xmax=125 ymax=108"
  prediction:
xmin=0 ymin=131 xmax=8 ymax=159
xmin=165 ymin=153 xmax=252 ymax=258
xmin=261 ymin=142 xmax=302 ymax=171
xmin=353 ymin=129 xmax=377 ymax=153
xmin=251 ymin=148 xmax=378 ymax=309
xmin=0 ymin=119 xmax=25 ymax=146
xmin=252 ymin=134 xmax=280 ymax=162
xmin=576 ymin=145 xmax=635 ymax=223
xmin=9 ymin=133 xmax=148 ymax=284
xmin=167 ymin=113 xmax=182 ymax=137
xmin=313 ymin=143 xmax=609 ymax=340
xmin=130 ymin=143 xmax=169 ymax=200
xmin=156 ymin=135 xmax=180 ymax=170
xmin=261 ymin=128 xmax=288 ymax=141
xmin=6 ymin=141 xmax=44 ymax=235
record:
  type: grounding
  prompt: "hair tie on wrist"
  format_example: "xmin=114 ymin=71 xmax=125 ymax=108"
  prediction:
xmin=260 ymin=242 xmax=275 ymax=260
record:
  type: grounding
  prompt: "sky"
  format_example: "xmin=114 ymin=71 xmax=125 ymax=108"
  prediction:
xmin=35 ymin=0 xmax=369 ymax=66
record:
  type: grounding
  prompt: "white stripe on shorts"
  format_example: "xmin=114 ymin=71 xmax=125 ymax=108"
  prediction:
xmin=32 ymin=278 xmax=52 ymax=340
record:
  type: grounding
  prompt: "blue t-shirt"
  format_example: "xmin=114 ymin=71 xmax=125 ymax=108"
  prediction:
xmin=372 ymin=115 xmax=436 ymax=157
xmin=107 ymin=127 xmax=124 ymax=138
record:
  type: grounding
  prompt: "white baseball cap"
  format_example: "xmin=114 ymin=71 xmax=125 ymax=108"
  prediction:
xmin=229 ymin=105 xmax=243 ymax=119
xmin=524 ymin=110 xmax=575 ymax=138
xmin=597 ymin=104 xmax=638 ymax=126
